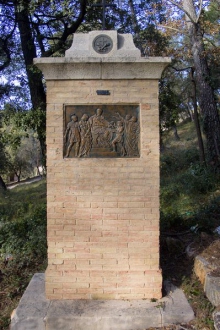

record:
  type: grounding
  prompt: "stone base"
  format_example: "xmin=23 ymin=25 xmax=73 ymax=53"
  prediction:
xmin=10 ymin=273 xmax=194 ymax=330
xmin=45 ymin=268 xmax=162 ymax=300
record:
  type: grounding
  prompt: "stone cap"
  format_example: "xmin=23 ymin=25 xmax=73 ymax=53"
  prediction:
xmin=65 ymin=31 xmax=141 ymax=58
xmin=34 ymin=31 xmax=171 ymax=80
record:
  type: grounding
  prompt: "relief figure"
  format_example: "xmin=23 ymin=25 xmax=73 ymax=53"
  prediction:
xmin=115 ymin=113 xmax=139 ymax=157
xmin=116 ymin=112 xmax=140 ymax=157
xmin=89 ymin=108 xmax=111 ymax=148
xmin=78 ymin=114 xmax=92 ymax=157
xmin=64 ymin=114 xmax=80 ymax=157
xmin=111 ymin=121 xmax=125 ymax=157
xmin=126 ymin=116 xmax=140 ymax=157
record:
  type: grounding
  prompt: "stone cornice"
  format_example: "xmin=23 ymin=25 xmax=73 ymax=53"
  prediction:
xmin=34 ymin=57 xmax=171 ymax=80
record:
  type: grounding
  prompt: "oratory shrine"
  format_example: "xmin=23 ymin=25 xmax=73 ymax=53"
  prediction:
xmin=34 ymin=30 xmax=170 ymax=300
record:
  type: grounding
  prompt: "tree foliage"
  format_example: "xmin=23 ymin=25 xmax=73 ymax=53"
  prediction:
xmin=0 ymin=104 xmax=42 ymax=184
xmin=0 ymin=0 xmax=89 ymax=162
xmin=1 ymin=0 xmax=219 ymax=169
xmin=0 ymin=112 xmax=9 ymax=190
xmin=158 ymin=0 xmax=220 ymax=164
xmin=160 ymin=77 xmax=182 ymax=131
xmin=0 ymin=0 xmax=168 ymax=163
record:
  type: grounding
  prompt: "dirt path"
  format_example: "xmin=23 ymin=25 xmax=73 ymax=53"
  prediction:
xmin=7 ymin=176 xmax=43 ymax=190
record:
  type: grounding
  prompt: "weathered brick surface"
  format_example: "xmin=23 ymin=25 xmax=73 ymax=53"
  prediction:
xmin=45 ymin=79 xmax=162 ymax=299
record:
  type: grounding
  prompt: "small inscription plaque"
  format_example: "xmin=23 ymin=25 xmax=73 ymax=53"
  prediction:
xmin=96 ymin=90 xmax=110 ymax=95
xmin=64 ymin=104 xmax=140 ymax=158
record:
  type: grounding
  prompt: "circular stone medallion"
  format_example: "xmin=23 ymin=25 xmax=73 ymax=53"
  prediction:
xmin=92 ymin=34 xmax=113 ymax=54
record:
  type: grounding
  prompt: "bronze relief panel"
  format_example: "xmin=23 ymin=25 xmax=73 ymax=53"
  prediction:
xmin=63 ymin=105 xmax=140 ymax=158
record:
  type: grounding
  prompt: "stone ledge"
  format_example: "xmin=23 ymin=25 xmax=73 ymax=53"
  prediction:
xmin=194 ymin=250 xmax=220 ymax=307
xmin=205 ymin=275 xmax=220 ymax=307
xmin=10 ymin=273 xmax=194 ymax=330
xmin=33 ymin=58 xmax=171 ymax=80
xmin=34 ymin=56 xmax=171 ymax=63
xmin=194 ymin=255 xmax=215 ymax=285
xmin=213 ymin=309 xmax=220 ymax=330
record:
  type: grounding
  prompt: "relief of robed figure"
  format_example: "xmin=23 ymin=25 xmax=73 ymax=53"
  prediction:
xmin=88 ymin=108 xmax=112 ymax=148
xmin=78 ymin=114 xmax=92 ymax=157
xmin=115 ymin=113 xmax=140 ymax=157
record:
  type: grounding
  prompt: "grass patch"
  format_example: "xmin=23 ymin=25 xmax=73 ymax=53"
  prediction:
xmin=0 ymin=180 xmax=46 ymax=221
xmin=182 ymin=274 xmax=215 ymax=329
xmin=0 ymin=179 xmax=47 ymax=330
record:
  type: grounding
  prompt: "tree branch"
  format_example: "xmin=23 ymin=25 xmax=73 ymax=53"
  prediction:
xmin=31 ymin=20 xmax=46 ymax=55
xmin=197 ymin=0 xmax=203 ymax=23
xmin=42 ymin=0 xmax=88 ymax=57
xmin=158 ymin=24 xmax=184 ymax=33
xmin=0 ymin=21 xmax=16 ymax=71
xmin=166 ymin=0 xmax=197 ymax=23
xmin=171 ymin=65 xmax=193 ymax=72
xmin=203 ymin=36 xmax=219 ymax=47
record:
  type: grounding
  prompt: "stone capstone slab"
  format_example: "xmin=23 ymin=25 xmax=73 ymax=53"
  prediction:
xmin=10 ymin=273 xmax=194 ymax=330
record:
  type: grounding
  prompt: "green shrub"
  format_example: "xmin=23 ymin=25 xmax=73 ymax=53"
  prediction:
xmin=160 ymin=209 xmax=184 ymax=231
xmin=0 ymin=205 xmax=47 ymax=260
xmin=161 ymin=147 xmax=200 ymax=176
xmin=178 ymin=163 xmax=218 ymax=195
xmin=160 ymin=181 xmax=181 ymax=204
xmin=160 ymin=134 xmax=220 ymax=232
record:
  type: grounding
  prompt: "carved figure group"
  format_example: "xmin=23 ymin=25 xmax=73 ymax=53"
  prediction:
xmin=64 ymin=108 xmax=139 ymax=158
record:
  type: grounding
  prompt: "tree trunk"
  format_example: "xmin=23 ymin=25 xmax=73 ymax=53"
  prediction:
xmin=182 ymin=0 xmax=220 ymax=163
xmin=16 ymin=173 xmax=21 ymax=182
xmin=190 ymin=68 xmax=206 ymax=163
xmin=15 ymin=2 xmax=46 ymax=162
xmin=187 ymin=103 xmax=194 ymax=121
xmin=190 ymin=22 xmax=220 ymax=163
xmin=14 ymin=1 xmax=88 ymax=165
xmin=128 ymin=0 xmax=139 ymax=33
xmin=0 ymin=175 xmax=7 ymax=190
xmin=172 ymin=124 xmax=180 ymax=140
xmin=127 ymin=0 xmax=143 ymax=53
xmin=160 ymin=127 xmax=165 ymax=152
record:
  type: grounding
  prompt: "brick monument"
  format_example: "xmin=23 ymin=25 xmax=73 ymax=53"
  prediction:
xmin=34 ymin=31 xmax=170 ymax=300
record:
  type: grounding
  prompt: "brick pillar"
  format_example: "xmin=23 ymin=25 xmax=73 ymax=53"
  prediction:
xmin=34 ymin=31 xmax=170 ymax=300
